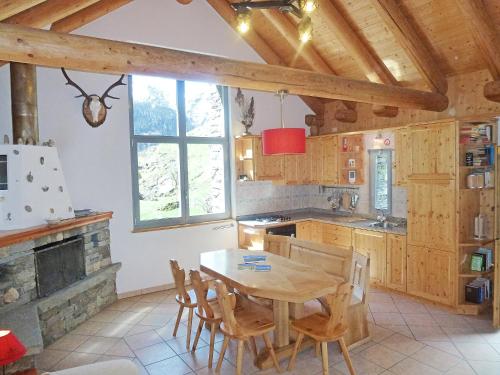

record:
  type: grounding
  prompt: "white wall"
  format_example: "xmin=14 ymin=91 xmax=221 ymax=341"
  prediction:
xmin=0 ymin=0 xmax=311 ymax=294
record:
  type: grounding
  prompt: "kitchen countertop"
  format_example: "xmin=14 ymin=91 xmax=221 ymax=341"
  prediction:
xmin=237 ymin=209 xmax=407 ymax=235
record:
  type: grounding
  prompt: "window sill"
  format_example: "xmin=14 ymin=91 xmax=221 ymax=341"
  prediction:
xmin=132 ymin=219 xmax=234 ymax=233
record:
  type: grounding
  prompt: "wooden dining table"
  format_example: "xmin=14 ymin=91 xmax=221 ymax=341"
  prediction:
xmin=200 ymin=249 xmax=344 ymax=369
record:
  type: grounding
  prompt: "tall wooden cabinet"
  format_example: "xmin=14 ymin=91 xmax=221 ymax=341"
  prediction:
xmin=321 ymin=135 xmax=339 ymax=185
xmin=386 ymin=234 xmax=407 ymax=292
xmin=394 ymin=128 xmax=411 ymax=186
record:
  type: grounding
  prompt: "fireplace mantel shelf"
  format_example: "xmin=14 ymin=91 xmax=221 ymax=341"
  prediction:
xmin=0 ymin=212 xmax=113 ymax=248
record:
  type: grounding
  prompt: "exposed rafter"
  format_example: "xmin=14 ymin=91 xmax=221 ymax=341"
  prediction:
xmin=3 ymin=0 xmax=101 ymax=27
xmin=455 ymin=0 xmax=500 ymax=103
xmin=318 ymin=0 xmax=398 ymax=117
xmin=0 ymin=0 xmax=47 ymax=21
xmin=51 ymin=0 xmax=132 ymax=33
xmin=207 ymin=0 xmax=325 ymax=115
xmin=370 ymin=0 xmax=448 ymax=94
xmin=258 ymin=7 xmax=357 ymax=118
xmin=0 ymin=24 xmax=448 ymax=112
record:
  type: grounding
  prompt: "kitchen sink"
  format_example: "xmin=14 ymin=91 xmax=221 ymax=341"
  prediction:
xmin=368 ymin=221 xmax=398 ymax=229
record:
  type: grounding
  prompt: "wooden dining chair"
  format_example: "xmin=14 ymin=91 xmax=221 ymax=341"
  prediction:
xmin=169 ymin=259 xmax=215 ymax=351
xmin=288 ymin=282 xmax=356 ymax=375
xmin=189 ymin=269 xmax=222 ymax=368
xmin=214 ymin=280 xmax=282 ymax=375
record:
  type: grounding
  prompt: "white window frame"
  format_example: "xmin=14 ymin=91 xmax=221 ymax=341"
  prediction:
xmin=369 ymin=149 xmax=392 ymax=215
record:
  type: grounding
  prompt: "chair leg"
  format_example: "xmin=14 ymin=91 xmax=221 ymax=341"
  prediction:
xmin=172 ymin=304 xmax=184 ymax=337
xmin=321 ymin=341 xmax=329 ymax=375
xmin=287 ymin=332 xmax=304 ymax=371
xmin=236 ymin=340 xmax=244 ymax=375
xmin=249 ymin=337 xmax=258 ymax=358
xmin=339 ymin=337 xmax=356 ymax=375
xmin=192 ymin=319 xmax=203 ymax=352
xmin=263 ymin=333 xmax=281 ymax=373
xmin=185 ymin=308 xmax=194 ymax=351
xmin=216 ymin=336 xmax=230 ymax=372
xmin=315 ymin=341 xmax=321 ymax=357
xmin=208 ymin=322 xmax=216 ymax=368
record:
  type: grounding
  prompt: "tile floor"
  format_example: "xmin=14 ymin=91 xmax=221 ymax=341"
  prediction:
xmin=37 ymin=287 xmax=500 ymax=375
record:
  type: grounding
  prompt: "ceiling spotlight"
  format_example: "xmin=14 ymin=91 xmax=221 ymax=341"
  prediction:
xmin=299 ymin=0 xmax=318 ymax=13
xmin=298 ymin=16 xmax=313 ymax=43
xmin=236 ymin=9 xmax=251 ymax=34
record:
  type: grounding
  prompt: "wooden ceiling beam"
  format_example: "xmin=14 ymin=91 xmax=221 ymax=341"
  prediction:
xmin=0 ymin=24 xmax=448 ymax=112
xmin=207 ymin=0 xmax=325 ymax=115
xmin=319 ymin=0 xmax=398 ymax=117
xmin=370 ymin=0 xmax=448 ymax=94
xmin=51 ymin=0 xmax=132 ymax=33
xmin=258 ymin=8 xmax=357 ymax=118
xmin=455 ymin=0 xmax=500 ymax=103
xmin=3 ymin=0 xmax=101 ymax=27
xmin=0 ymin=0 xmax=47 ymax=21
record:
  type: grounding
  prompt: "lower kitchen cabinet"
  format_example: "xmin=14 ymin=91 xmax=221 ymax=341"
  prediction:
xmin=323 ymin=223 xmax=352 ymax=248
xmin=352 ymin=229 xmax=386 ymax=286
xmin=407 ymin=244 xmax=455 ymax=305
xmin=386 ymin=234 xmax=407 ymax=292
xmin=296 ymin=221 xmax=312 ymax=241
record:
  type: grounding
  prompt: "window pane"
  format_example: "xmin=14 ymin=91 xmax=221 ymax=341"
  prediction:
xmin=187 ymin=144 xmax=226 ymax=216
xmin=373 ymin=151 xmax=391 ymax=212
xmin=185 ymin=81 xmax=225 ymax=137
xmin=132 ymin=76 xmax=178 ymax=136
xmin=0 ymin=155 xmax=7 ymax=190
xmin=137 ymin=143 xmax=181 ymax=221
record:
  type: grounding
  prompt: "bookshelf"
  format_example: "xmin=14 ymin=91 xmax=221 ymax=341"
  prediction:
xmin=457 ymin=121 xmax=496 ymax=314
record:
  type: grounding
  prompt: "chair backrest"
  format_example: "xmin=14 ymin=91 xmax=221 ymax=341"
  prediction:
xmin=215 ymin=280 xmax=240 ymax=336
xmin=350 ymin=251 xmax=370 ymax=304
xmin=323 ymin=282 xmax=353 ymax=335
xmin=169 ymin=259 xmax=191 ymax=303
xmin=189 ymin=269 xmax=215 ymax=319
xmin=263 ymin=234 xmax=291 ymax=257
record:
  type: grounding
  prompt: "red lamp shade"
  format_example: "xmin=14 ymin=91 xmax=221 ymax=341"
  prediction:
xmin=0 ymin=330 xmax=26 ymax=366
xmin=262 ymin=128 xmax=306 ymax=155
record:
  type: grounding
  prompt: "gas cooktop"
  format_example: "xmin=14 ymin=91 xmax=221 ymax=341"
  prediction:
xmin=255 ymin=215 xmax=292 ymax=223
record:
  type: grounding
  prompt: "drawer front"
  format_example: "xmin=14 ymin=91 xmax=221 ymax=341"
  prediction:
xmin=322 ymin=223 xmax=352 ymax=247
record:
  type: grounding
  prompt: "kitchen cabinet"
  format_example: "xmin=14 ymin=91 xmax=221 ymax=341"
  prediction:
xmin=296 ymin=221 xmax=312 ymax=241
xmin=394 ymin=128 xmax=411 ymax=186
xmin=352 ymin=229 xmax=386 ymax=286
xmin=407 ymin=180 xmax=456 ymax=251
xmin=238 ymin=224 xmax=266 ymax=250
xmin=307 ymin=137 xmax=323 ymax=184
xmin=253 ymin=137 xmax=285 ymax=182
xmin=322 ymin=223 xmax=352 ymax=248
xmin=284 ymin=154 xmax=303 ymax=185
xmin=407 ymin=244 xmax=455 ymax=305
xmin=409 ymin=121 xmax=456 ymax=180
xmin=386 ymin=234 xmax=407 ymax=292
xmin=321 ymin=135 xmax=339 ymax=185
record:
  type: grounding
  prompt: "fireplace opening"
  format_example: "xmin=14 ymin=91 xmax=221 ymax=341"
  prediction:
xmin=34 ymin=236 xmax=85 ymax=298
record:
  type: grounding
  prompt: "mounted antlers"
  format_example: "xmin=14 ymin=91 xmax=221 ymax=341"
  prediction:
xmin=61 ymin=68 xmax=126 ymax=128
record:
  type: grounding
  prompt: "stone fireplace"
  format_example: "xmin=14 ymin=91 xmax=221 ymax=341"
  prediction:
xmin=0 ymin=213 xmax=120 ymax=373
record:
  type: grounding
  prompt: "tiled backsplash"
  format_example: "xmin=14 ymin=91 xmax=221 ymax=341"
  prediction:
xmin=234 ymin=181 xmax=408 ymax=218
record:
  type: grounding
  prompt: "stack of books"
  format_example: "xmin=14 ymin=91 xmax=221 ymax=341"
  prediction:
xmin=459 ymin=124 xmax=492 ymax=144
xmin=465 ymin=277 xmax=491 ymax=304
xmin=470 ymin=247 xmax=493 ymax=272
xmin=238 ymin=254 xmax=272 ymax=272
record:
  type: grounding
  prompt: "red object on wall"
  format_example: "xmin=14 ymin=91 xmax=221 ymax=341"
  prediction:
xmin=0 ymin=330 xmax=26 ymax=366
xmin=262 ymin=128 xmax=306 ymax=155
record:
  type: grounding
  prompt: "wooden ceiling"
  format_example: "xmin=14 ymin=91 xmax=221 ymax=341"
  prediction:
xmin=2 ymin=0 xmax=500 ymax=119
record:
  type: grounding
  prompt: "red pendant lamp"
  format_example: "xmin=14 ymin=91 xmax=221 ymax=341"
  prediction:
xmin=0 ymin=330 xmax=26 ymax=375
xmin=262 ymin=90 xmax=306 ymax=155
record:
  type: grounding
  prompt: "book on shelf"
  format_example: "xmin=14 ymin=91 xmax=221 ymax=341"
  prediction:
xmin=470 ymin=248 xmax=493 ymax=272
xmin=465 ymin=277 xmax=491 ymax=304
xmin=470 ymin=253 xmax=485 ymax=272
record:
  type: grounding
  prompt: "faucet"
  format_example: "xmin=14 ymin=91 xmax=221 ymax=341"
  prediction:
xmin=376 ymin=209 xmax=387 ymax=223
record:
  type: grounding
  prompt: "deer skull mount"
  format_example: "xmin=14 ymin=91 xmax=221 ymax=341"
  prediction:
xmin=61 ymin=68 xmax=126 ymax=128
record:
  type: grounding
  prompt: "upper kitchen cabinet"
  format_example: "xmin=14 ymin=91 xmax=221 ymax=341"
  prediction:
xmin=307 ymin=137 xmax=323 ymax=185
xmin=321 ymin=135 xmax=339 ymax=185
xmin=409 ymin=120 xmax=456 ymax=180
xmin=235 ymin=136 xmax=285 ymax=183
xmin=339 ymin=134 xmax=364 ymax=185
xmin=394 ymin=128 xmax=411 ymax=186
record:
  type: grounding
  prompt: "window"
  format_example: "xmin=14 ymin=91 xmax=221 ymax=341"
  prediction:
xmin=130 ymin=76 xmax=231 ymax=228
xmin=0 ymin=155 xmax=6 ymax=190
xmin=369 ymin=149 xmax=392 ymax=215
